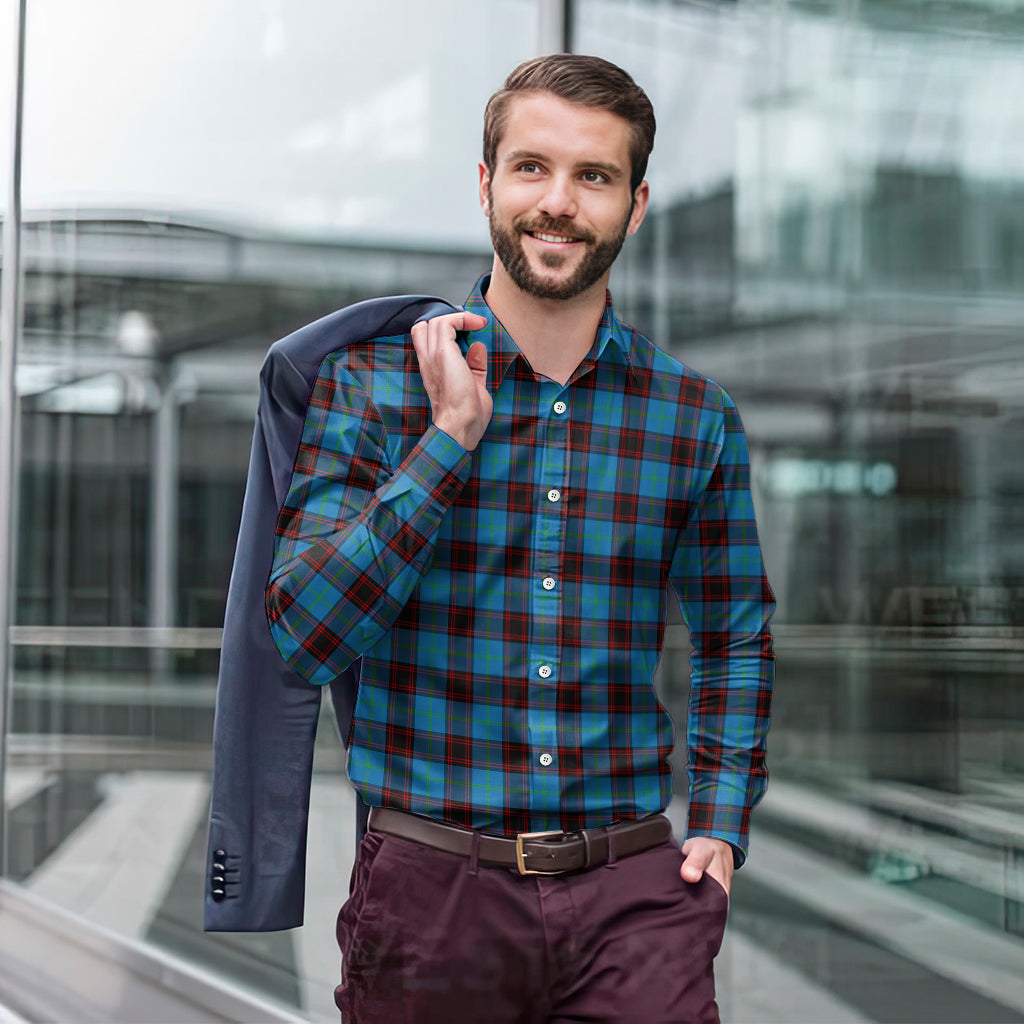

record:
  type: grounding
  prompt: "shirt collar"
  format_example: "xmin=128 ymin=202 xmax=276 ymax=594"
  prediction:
xmin=462 ymin=274 xmax=634 ymax=391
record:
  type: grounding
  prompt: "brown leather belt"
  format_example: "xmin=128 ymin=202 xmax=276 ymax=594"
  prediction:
xmin=368 ymin=807 xmax=673 ymax=875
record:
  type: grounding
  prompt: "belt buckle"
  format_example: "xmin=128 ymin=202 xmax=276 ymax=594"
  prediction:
xmin=515 ymin=830 xmax=566 ymax=876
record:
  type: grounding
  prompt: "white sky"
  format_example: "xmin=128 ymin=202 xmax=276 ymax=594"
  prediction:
xmin=3 ymin=0 xmax=749 ymax=245
xmin=3 ymin=1 xmax=1024 ymax=244
xmin=13 ymin=0 xmax=541 ymax=245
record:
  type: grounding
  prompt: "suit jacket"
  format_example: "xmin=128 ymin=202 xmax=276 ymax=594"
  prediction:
xmin=204 ymin=294 xmax=459 ymax=932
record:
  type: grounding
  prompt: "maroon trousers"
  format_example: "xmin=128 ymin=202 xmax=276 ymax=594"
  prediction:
xmin=335 ymin=828 xmax=728 ymax=1023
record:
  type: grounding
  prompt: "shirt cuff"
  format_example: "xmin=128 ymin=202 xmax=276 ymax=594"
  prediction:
xmin=423 ymin=421 xmax=473 ymax=467
xmin=390 ymin=423 xmax=474 ymax=512
xmin=686 ymin=774 xmax=759 ymax=868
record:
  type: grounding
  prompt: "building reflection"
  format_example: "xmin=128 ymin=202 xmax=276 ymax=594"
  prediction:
xmin=2 ymin=0 xmax=1024 ymax=1021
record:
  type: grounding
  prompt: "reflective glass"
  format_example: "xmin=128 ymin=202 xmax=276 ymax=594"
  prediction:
xmin=9 ymin=1 xmax=537 ymax=1018
xmin=0 ymin=0 xmax=18 ymax=887
xmin=0 ymin=0 xmax=16 ymax=367
xmin=0 ymin=2 xmax=11 ymax=215
xmin=576 ymin=1 xmax=1024 ymax=1020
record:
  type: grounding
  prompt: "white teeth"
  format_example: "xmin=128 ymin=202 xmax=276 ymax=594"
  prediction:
xmin=533 ymin=232 xmax=575 ymax=244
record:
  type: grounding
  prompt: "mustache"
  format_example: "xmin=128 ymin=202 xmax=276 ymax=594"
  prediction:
xmin=513 ymin=216 xmax=595 ymax=245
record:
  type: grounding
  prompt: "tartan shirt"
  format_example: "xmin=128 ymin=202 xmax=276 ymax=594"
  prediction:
xmin=266 ymin=274 xmax=775 ymax=863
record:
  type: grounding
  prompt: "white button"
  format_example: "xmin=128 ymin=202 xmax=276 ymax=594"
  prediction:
xmin=542 ymin=577 xmax=556 ymax=591
xmin=547 ymin=489 xmax=561 ymax=503
xmin=538 ymin=664 xmax=552 ymax=679
xmin=553 ymin=401 xmax=567 ymax=415
xmin=539 ymin=752 xmax=553 ymax=766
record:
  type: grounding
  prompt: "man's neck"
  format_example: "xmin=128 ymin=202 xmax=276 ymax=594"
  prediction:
xmin=483 ymin=259 xmax=609 ymax=386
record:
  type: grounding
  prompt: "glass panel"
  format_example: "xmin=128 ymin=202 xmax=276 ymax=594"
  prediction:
xmin=12 ymin=1 xmax=538 ymax=1018
xmin=576 ymin=1 xmax=1024 ymax=1020
xmin=0 ymin=0 xmax=19 ymax=897
xmin=0 ymin=2 xmax=12 ymax=217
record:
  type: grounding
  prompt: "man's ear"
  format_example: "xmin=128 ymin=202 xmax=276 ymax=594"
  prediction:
xmin=478 ymin=162 xmax=492 ymax=216
xmin=626 ymin=180 xmax=650 ymax=237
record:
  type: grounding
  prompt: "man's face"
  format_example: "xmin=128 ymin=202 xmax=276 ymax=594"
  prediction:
xmin=480 ymin=92 xmax=649 ymax=302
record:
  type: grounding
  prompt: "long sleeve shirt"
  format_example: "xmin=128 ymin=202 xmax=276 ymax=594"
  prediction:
xmin=265 ymin=274 xmax=775 ymax=863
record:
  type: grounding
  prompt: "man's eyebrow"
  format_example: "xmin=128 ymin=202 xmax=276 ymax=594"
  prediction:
xmin=503 ymin=150 xmax=626 ymax=180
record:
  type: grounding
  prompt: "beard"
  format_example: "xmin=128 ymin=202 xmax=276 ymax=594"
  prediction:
xmin=487 ymin=188 xmax=631 ymax=301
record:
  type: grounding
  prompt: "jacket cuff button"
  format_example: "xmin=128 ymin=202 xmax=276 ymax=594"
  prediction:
xmin=211 ymin=888 xmax=226 ymax=902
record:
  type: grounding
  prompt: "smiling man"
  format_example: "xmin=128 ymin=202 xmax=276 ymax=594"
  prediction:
xmin=266 ymin=54 xmax=775 ymax=1023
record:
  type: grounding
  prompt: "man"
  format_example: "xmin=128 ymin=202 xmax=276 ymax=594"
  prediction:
xmin=266 ymin=54 xmax=774 ymax=1023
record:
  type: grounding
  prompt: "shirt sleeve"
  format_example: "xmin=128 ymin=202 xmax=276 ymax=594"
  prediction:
xmin=668 ymin=388 xmax=776 ymax=867
xmin=265 ymin=356 xmax=472 ymax=685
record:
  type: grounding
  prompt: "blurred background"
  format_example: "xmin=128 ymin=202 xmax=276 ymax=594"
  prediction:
xmin=0 ymin=0 xmax=1023 ymax=1021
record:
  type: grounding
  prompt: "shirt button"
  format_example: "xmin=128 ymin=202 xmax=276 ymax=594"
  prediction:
xmin=538 ymin=664 xmax=552 ymax=679
xmin=553 ymin=401 xmax=567 ymax=415
xmin=542 ymin=577 xmax=556 ymax=591
xmin=539 ymin=753 xmax=553 ymax=767
xmin=547 ymin=489 xmax=561 ymax=503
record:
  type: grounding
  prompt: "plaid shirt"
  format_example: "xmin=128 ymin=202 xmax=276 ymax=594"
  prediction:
xmin=266 ymin=275 xmax=775 ymax=862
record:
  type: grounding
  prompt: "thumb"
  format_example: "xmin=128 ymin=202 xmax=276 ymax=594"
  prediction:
xmin=680 ymin=843 xmax=710 ymax=883
xmin=466 ymin=340 xmax=488 ymax=378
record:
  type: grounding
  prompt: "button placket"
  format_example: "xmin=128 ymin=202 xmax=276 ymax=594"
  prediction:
xmin=527 ymin=383 xmax=568 ymax=821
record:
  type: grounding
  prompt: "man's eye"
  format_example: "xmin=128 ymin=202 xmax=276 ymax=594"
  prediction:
xmin=582 ymin=171 xmax=607 ymax=184
xmin=518 ymin=162 xmax=541 ymax=174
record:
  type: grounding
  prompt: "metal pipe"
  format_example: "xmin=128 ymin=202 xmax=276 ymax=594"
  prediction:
xmin=149 ymin=365 xmax=178 ymax=635
xmin=537 ymin=0 xmax=570 ymax=53
xmin=0 ymin=0 xmax=28 ymax=878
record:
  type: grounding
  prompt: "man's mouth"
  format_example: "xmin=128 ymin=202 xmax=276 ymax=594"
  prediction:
xmin=523 ymin=229 xmax=589 ymax=248
xmin=529 ymin=231 xmax=578 ymax=244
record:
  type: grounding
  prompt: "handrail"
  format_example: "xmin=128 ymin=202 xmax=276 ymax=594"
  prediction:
xmin=9 ymin=625 xmax=223 ymax=649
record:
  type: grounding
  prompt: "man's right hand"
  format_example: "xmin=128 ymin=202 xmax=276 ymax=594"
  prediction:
xmin=411 ymin=311 xmax=491 ymax=451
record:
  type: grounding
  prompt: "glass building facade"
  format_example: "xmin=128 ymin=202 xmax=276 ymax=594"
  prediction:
xmin=1 ymin=1 xmax=1023 ymax=1020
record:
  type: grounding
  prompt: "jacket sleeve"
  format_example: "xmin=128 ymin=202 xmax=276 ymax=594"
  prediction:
xmin=668 ymin=389 xmax=775 ymax=867
xmin=265 ymin=354 xmax=472 ymax=686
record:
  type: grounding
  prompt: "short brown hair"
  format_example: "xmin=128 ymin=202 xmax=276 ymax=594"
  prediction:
xmin=483 ymin=54 xmax=656 ymax=194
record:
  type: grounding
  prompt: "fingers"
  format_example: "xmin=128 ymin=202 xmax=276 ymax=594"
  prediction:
xmin=411 ymin=312 xmax=488 ymax=379
xmin=411 ymin=310 xmax=487 ymax=343
xmin=410 ymin=311 xmax=493 ymax=452
xmin=457 ymin=312 xmax=489 ymax=331
xmin=410 ymin=312 xmax=488 ymax=376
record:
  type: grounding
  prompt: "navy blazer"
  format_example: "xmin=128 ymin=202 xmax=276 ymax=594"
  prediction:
xmin=204 ymin=294 xmax=459 ymax=932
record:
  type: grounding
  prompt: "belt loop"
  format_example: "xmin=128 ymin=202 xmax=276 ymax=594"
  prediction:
xmin=581 ymin=829 xmax=593 ymax=869
xmin=606 ymin=827 xmax=618 ymax=869
xmin=468 ymin=830 xmax=480 ymax=877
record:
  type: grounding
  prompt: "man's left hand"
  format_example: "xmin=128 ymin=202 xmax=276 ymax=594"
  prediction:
xmin=679 ymin=836 xmax=734 ymax=896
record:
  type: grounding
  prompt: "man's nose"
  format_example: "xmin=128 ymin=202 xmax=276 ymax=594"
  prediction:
xmin=536 ymin=175 xmax=578 ymax=220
